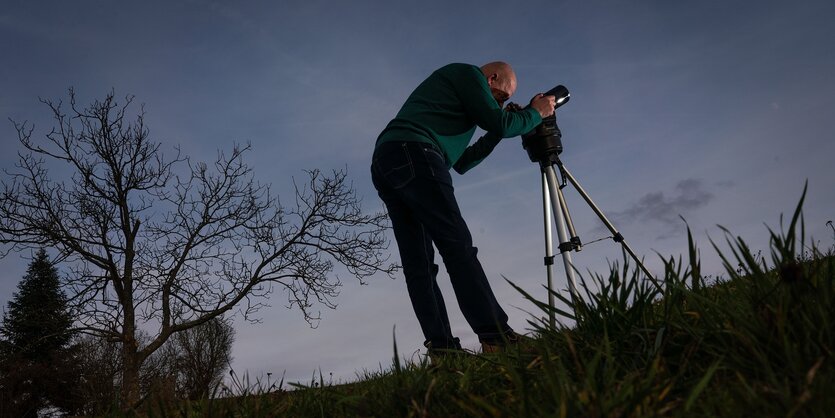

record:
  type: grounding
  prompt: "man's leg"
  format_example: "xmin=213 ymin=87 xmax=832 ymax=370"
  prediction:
xmin=378 ymin=142 xmax=513 ymax=343
xmin=372 ymin=142 xmax=459 ymax=349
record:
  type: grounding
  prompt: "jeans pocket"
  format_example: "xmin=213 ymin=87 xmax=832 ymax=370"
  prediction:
xmin=419 ymin=145 xmax=453 ymax=187
xmin=376 ymin=143 xmax=415 ymax=189
xmin=422 ymin=145 xmax=446 ymax=165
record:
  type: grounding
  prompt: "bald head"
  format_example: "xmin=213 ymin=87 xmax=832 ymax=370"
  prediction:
xmin=481 ymin=61 xmax=517 ymax=107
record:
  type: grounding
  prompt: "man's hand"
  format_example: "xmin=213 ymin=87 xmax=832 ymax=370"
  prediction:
xmin=504 ymin=102 xmax=523 ymax=112
xmin=530 ymin=94 xmax=556 ymax=118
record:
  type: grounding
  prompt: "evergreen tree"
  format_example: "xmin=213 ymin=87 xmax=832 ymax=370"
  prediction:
xmin=2 ymin=248 xmax=72 ymax=357
xmin=0 ymin=248 xmax=77 ymax=416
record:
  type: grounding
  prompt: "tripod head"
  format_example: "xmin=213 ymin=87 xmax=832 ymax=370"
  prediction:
xmin=517 ymin=85 xmax=570 ymax=165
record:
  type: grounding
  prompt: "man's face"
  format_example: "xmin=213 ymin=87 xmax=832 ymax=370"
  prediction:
xmin=491 ymin=87 xmax=511 ymax=108
xmin=487 ymin=75 xmax=515 ymax=108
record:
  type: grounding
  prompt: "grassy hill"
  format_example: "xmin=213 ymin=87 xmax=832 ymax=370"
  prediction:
xmin=132 ymin=192 xmax=834 ymax=417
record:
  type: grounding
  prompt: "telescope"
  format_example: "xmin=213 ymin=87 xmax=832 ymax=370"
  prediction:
xmin=511 ymin=85 xmax=570 ymax=161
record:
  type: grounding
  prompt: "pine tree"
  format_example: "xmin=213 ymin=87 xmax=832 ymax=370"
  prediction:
xmin=2 ymin=249 xmax=72 ymax=358
xmin=0 ymin=248 xmax=76 ymax=416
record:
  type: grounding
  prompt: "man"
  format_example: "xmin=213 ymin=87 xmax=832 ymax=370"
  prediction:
xmin=371 ymin=61 xmax=556 ymax=356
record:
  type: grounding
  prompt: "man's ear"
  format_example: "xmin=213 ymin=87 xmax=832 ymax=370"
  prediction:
xmin=486 ymin=73 xmax=498 ymax=86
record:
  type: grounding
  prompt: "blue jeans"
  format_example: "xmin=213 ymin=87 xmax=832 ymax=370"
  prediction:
xmin=371 ymin=141 xmax=513 ymax=349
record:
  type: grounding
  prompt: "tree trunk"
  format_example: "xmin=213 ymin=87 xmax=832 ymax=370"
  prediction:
xmin=120 ymin=337 xmax=141 ymax=411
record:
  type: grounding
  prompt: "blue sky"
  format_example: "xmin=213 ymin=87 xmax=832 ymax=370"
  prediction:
xmin=2 ymin=1 xmax=834 ymax=385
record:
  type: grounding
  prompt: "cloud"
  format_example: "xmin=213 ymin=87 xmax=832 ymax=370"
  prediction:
xmin=608 ymin=179 xmax=714 ymax=238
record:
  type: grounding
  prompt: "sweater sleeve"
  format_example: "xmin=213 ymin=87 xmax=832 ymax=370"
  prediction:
xmin=455 ymin=67 xmax=542 ymax=137
xmin=452 ymin=131 xmax=503 ymax=174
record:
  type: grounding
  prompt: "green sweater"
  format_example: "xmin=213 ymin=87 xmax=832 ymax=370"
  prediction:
xmin=376 ymin=63 xmax=542 ymax=174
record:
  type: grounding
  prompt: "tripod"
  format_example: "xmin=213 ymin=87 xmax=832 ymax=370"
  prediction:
xmin=514 ymin=84 xmax=658 ymax=328
xmin=534 ymin=153 xmax=658 ymax=328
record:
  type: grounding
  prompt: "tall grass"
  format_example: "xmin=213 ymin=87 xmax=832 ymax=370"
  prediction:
xmin=132 ymin=189 xmax=834 ymax=417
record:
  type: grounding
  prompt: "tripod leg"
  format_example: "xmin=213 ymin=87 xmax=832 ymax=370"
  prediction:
xmin=543 ymin=164 xmax=580 ymax=302
xmin=541 ymin=172 xmax=557 ymax=329
xmin=555 ymin=183 xmax=582 ymax=251
xmin=559 ymin=165 xmax=661 ymax=291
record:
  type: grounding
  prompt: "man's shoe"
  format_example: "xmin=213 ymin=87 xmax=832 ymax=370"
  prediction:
xmin=480 ymin=331 xmax=536 ymax=354
xmin=426 ymin=347 xmax=472 ymax=364
xmin=424 ymin=339 xmax=471 ymax=365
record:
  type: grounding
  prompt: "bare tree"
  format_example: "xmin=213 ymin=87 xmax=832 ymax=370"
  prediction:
xmin=0 ymin=89 xmax=396 ymax=409
xmin=172 ymin=317 xmax=234 ymax=399
xmin=73 ymin=335 xmax=122 ymax=414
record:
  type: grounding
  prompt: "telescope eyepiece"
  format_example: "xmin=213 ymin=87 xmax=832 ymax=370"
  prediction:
xmin=545 ymin=85 xmax=570 ymax=109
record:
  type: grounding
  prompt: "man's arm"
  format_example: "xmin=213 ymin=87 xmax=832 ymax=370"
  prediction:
xmin=455 ymin=67 xmax=543 ymax=137
xmin=453 ymin=102 xmax=539 ymax=174
xmin=452 ymin=131 xmax=503 ymax=174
